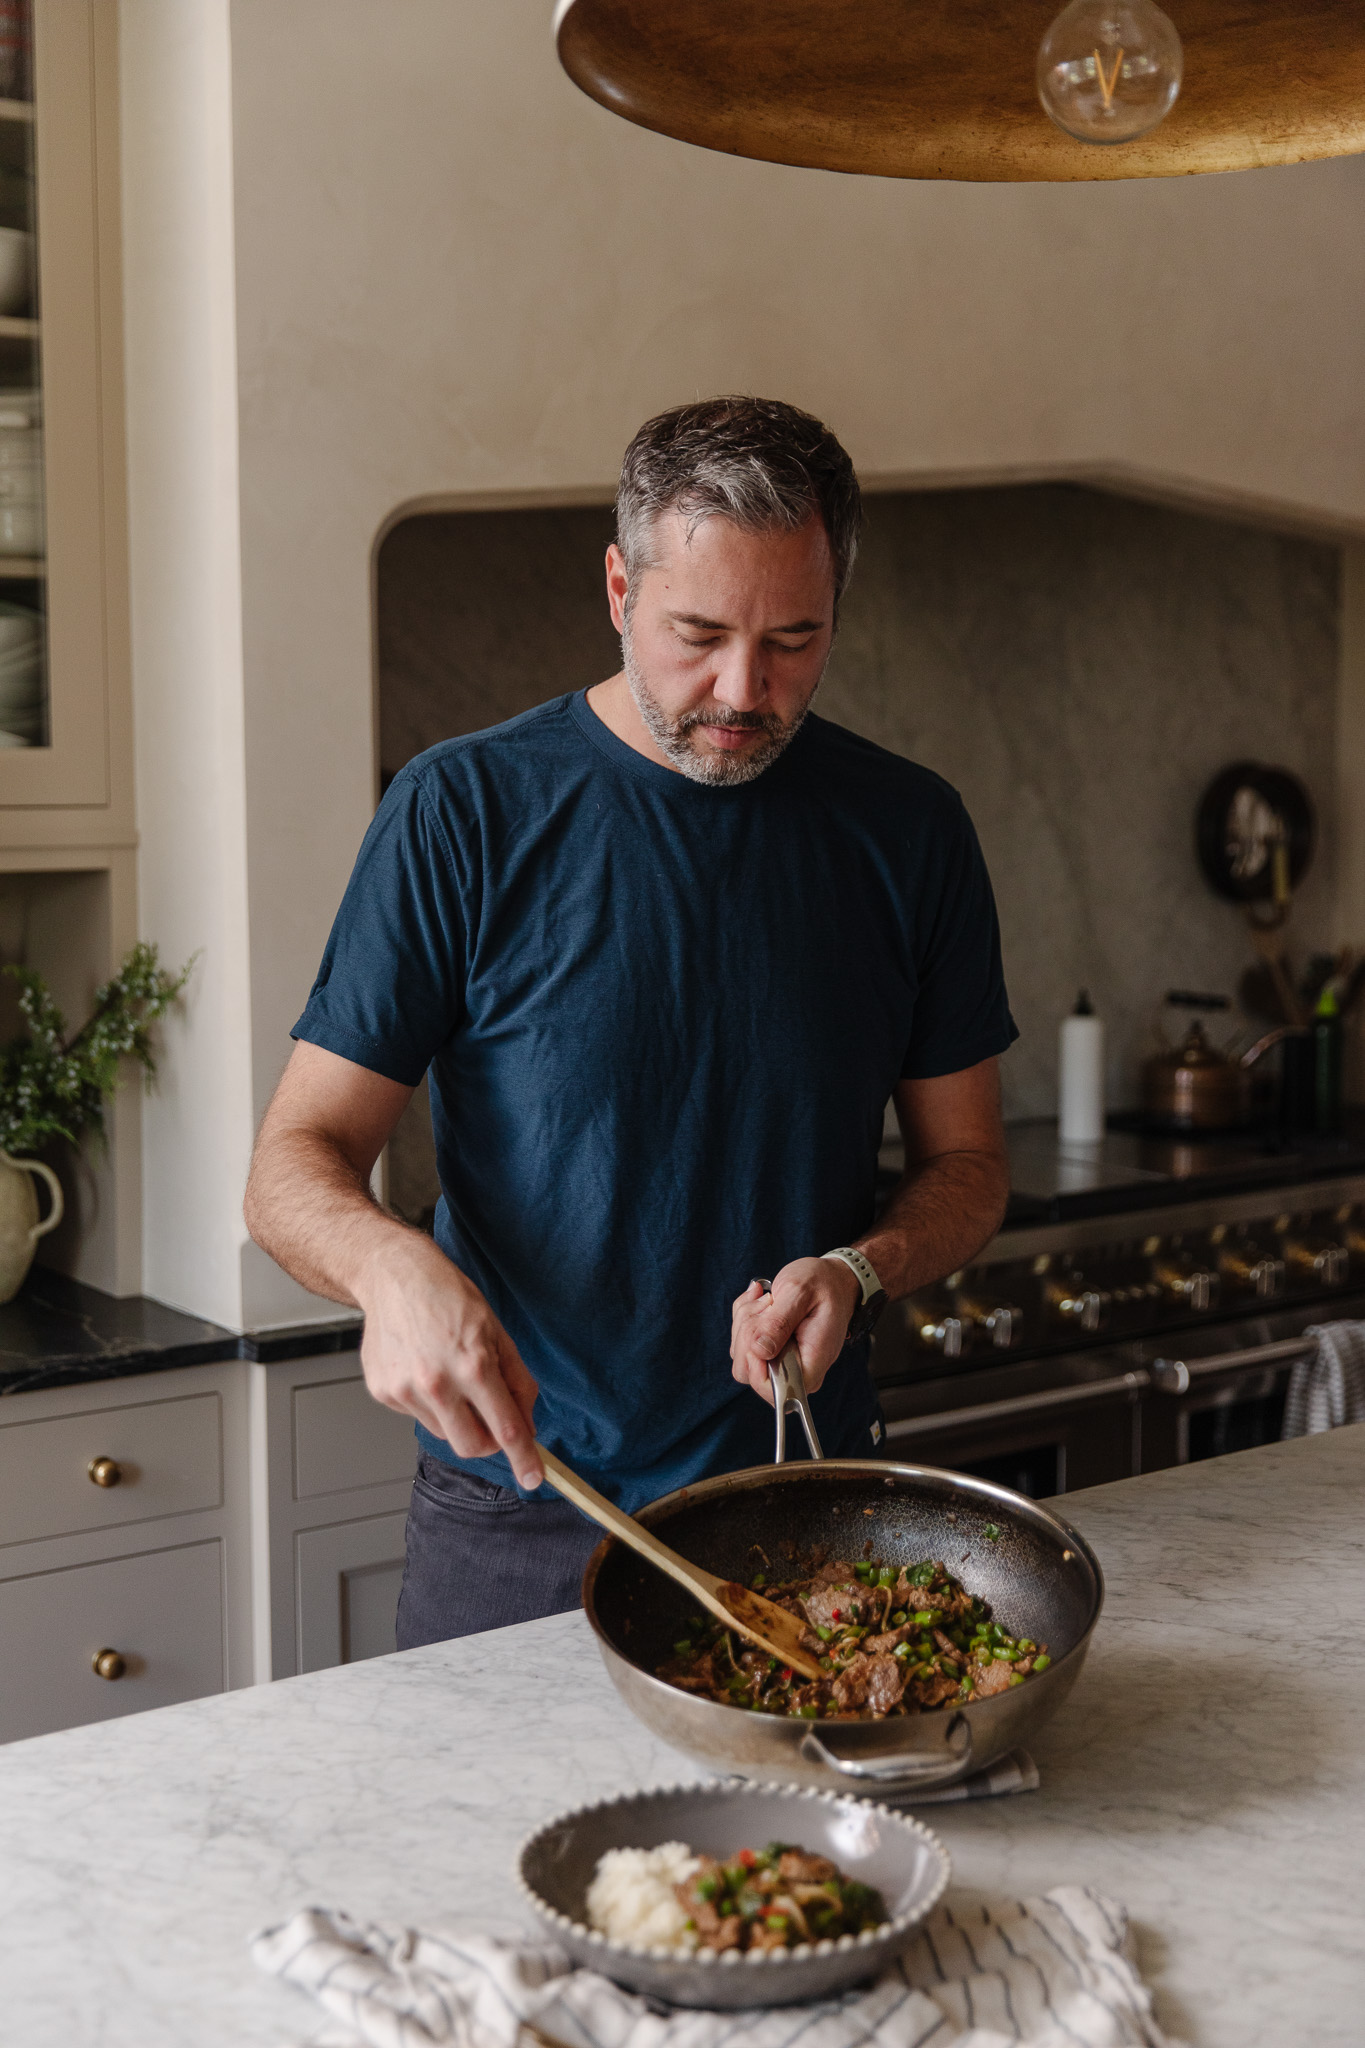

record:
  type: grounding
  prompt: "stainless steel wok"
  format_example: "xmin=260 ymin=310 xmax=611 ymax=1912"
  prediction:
xmin=582 ymin=1455 xmax=1103 ymax=1795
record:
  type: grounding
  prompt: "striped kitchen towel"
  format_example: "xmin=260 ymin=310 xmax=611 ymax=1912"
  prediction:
xmin=901 ymin=1748 xmax=1039 ymax=1806
xmin=1282 ymin=1320 xmax=1365 ymax=1437
xmin=252 ymin=1886 xmax=1182 ymax=2048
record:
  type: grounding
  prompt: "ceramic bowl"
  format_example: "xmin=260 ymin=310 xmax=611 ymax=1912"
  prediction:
xmin=516 ymin=1779 xmax=950 ymax=2009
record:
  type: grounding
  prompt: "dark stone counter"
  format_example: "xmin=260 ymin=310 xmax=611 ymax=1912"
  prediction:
xmin=0 ymin=1269 xmax=361 ymax=1398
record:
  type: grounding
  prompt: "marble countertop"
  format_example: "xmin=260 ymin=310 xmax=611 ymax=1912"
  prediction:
xmin=1 ymin=1427 xmax=1361 ymax=2046
xmin=0 ymin=1269 xmax=362 ymax=1396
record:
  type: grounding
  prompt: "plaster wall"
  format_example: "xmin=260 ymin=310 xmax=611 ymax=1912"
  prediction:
xmin=121 ymin=0 xmax=1365 ymax=1323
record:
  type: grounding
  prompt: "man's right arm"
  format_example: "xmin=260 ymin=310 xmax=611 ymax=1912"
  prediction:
xmin=244 ymin=1041 xmax=544 ymax=1489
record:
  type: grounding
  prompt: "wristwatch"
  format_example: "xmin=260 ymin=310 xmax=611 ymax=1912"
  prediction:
xmin=822 ymin=1246 xmax=889 ymax=1346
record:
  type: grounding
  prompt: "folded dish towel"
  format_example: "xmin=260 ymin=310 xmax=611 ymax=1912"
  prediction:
xmin=1282 ymin=1320 xmax=1365 ymax=1437
xmin=252 ymin=1884 xmax=1181 ymax=2048
xmin=901 ymin=1748 xmax=1038 ymax=1806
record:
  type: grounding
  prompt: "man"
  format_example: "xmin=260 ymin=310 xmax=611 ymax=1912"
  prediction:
xmin=244 ymin=395 xmax=1016 ymax=1648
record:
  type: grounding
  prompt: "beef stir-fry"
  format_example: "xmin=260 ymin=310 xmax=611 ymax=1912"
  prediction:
xmin=658 ymin=1556 xmax=1051 ymax=1719
xmin=675 ymin=1843 xmax=886 ymax=1953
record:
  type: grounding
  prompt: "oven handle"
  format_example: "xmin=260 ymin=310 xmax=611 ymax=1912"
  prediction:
xmin=1149 ymin=1334 xmax=1318 ymax=1395
xmin=883 ymin=1369 xmax=1150 ymax=1441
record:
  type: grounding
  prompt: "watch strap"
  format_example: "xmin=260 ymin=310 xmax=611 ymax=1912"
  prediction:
xmin=822 ymin=1245 xmax=882 ymax=1304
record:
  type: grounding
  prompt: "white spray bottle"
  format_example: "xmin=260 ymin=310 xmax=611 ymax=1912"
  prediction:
xmin=1059 ymin=989 xmax=1106 ymax=1144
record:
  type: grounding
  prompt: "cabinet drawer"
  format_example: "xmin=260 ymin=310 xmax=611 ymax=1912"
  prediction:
xmin=0 ymin=1392 xmax=222 ymax=1547
xmin=0 ymin=1540 xmax=224 ymax=1743
xmin=292 ymin=1376 xmax=416 ymax=1499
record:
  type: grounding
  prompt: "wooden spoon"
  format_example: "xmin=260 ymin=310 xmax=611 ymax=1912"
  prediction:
xmin=538 ymin=1445 xmax=825 ymax=1682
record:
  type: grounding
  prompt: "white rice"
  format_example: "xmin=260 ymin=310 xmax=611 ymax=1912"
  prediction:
xmin=585 ymin=1842 xmax=702 ymax=1952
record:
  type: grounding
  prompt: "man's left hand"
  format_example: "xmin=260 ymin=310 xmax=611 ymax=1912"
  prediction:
xmin=730 ymin=1256 xmax=862 ymax=1407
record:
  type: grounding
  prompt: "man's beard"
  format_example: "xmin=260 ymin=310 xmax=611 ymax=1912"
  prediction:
xmin=622 ymin=623 xmax=816 ymax=788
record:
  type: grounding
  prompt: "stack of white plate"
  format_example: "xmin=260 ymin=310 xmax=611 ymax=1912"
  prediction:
xmin=0 ymin=601 xmax=45 ymax=746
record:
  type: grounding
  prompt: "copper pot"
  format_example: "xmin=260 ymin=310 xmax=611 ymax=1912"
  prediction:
xmin=1141 ymin=1019 xmax=1298 ymax=1130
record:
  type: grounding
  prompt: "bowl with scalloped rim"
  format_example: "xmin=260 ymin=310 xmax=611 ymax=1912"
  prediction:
xmin=516 ymin=1778 xmax=950 ymax=2008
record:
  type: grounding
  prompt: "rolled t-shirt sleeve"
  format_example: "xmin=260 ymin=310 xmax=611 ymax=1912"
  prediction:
xmin=292 ymin=768 xmax=467 ymax=1087
xmin=901 ymin=793 xmax=1018 ymax=1080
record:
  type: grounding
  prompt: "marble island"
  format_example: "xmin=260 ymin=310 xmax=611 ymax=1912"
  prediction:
xmin=0 ymin=1428 xmax=1361 ymax=2046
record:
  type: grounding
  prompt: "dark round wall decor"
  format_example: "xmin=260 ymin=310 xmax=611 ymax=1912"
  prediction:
xmin=1195 ymin=762 xmax=1315 ymax=905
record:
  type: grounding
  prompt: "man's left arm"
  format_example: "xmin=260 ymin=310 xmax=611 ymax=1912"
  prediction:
xmin=730 ymin=1056 xmax=1009 ymax=1404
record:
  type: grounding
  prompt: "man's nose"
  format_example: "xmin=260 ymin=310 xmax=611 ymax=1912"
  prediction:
xmin=711 ymin=640 xmax=766 ymax=711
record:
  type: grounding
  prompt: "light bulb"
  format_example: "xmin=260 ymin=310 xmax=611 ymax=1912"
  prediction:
xmin=1038 ymin=0 xmax=1183 ymax=146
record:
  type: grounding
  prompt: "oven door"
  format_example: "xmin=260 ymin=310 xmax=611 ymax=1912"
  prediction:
xmin=1132 ymin=1292 xmax=1365 ymax=1469
xmin=880 ymin=1364 xmax=1145 ymax=1498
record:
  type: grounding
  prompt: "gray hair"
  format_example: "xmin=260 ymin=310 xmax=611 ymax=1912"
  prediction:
xmin=615 ymin=396 xmax=861 ymax=611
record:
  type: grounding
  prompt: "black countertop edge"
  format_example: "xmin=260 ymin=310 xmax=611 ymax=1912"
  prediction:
xmin=237 ymin=1318 xmax=363 ymax=1363
xmin=0 ymin=1271 xmax=360 ymax=1399
xmin=999 ymin=1149 xmax=1365 ymax=1228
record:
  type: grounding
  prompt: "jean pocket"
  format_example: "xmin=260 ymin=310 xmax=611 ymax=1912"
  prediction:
xmin=412 ymin=1453 xmax=522 ymax=1516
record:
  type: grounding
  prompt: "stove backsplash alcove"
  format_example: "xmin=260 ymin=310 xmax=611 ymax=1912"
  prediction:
xmin=375 ymin=483 xmax=1340 ymax=1228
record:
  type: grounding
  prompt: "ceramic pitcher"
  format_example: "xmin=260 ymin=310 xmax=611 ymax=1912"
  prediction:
xmin=0 ymin=1149 xmax=62 ymax=1303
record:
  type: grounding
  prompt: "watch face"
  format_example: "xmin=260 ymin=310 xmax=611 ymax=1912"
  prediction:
xmin=848 ymin=1291 xmax=889 ymax=1343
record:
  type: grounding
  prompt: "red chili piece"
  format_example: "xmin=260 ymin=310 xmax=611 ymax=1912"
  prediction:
xmin=832 ymin=1609 xmax=842 ymax=1622
xmin=737 ymin=1848 xmax=756 ymax=1870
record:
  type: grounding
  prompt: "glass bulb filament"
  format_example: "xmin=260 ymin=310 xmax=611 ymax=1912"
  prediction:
xmin=1093 ymin=47 xmax=1123 ymax=110
xmin=1038 ymin=0 xmax=1183 ymax=146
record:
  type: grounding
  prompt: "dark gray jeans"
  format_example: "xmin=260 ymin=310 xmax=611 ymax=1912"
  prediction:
xmin=395 ymin=1416 xmax=885 ymax=1649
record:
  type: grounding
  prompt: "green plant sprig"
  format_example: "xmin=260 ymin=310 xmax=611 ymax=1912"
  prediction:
xmin=0 ymin=941 xmax=196 ymax=1158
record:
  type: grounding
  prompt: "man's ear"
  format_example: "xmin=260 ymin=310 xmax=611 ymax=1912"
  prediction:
xmin=605 ymin=544 xmax=630 ymax=633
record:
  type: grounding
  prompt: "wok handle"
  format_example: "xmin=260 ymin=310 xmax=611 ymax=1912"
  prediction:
xmin=799 ymin=1713 xmax=973 ymax=1786
xmin=753 ymin=1277 xmax=825 ymax=1463
xmin=768 ymin=1344 xmax=825 ymax=1463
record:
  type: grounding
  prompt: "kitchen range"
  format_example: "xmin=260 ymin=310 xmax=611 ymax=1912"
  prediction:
xmin=871 ymin=1115 xmax=1365 ymax=1492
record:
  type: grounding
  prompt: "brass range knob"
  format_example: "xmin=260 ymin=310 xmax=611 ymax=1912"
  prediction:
xmin=1152 ymin=1260 xmax=1219 ymax=1311
xmin=1045 ymin=1281 xmax=1109 ymax=1334
xmin=908 ymin=1304 xmax=964 ymax=1358
xmin=956 ymin=1295 xmax=1024 ymax=1349
xmin=92 ymin=1648 xmax=127 ymax=1681
xmin=1218 ymin=1246 xmax=1285 ymax=1300
xmin=87 ymin=1456 xmax=122 ymax=1488
xmin=1281 ymin=1238 xmax=1349 ymax=1288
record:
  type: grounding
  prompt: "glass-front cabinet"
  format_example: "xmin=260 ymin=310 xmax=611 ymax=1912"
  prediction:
xmin=0 ymin=5 xmax=45 ymax=753
xmin=0 ymin=0 xmax=130 ymax=827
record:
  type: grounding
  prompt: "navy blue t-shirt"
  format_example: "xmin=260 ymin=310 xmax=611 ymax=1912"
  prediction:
xmin=293 ymin=692 xmax=1016 ymax=1510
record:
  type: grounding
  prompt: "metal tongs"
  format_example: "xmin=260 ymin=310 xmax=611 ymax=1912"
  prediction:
xmin=753 ymin=1276 xmax=825 ymax=1464
xmin=769 ymin=1340 xmax=825 ymax=1463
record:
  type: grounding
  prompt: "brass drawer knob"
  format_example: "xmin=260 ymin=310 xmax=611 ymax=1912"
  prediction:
xmin=92 ymin=1648 xmax=126 ymax=1681
xmin=87 ymin=1456 xmax=122 ymax=1488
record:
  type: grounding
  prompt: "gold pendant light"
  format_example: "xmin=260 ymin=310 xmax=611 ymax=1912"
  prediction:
xmin=554 ymin=0 xmax=1365 ymax=183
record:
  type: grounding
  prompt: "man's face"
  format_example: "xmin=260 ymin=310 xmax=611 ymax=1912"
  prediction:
xmin=606 ymin=508 xmax=836 ymax=786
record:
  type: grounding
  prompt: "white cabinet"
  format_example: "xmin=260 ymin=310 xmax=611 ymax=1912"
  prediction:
xmin=248 ymin=1350 xmax=416 ymax=1681
xmin=291 ymin=1372 xmax=416 ymax=1500
xmin=0 ymin=1538 xmax=224 ymax=1742
xmin=0 ymin=1389 xmax=221 ymax=1545
xmin=0 ymin=1361 xmax=251 ymax=1745
xmin=0 ymin=1348 xmax=417 ymax=1742
xmin=295 ymin=1511 xmax=409 ymax=1671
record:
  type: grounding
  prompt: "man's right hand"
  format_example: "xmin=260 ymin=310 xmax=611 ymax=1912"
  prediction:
xmin=355 ymin=1233 xmax=544 ymax=1491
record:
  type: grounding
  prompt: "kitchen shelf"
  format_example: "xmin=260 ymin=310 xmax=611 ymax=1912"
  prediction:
xmin=0 ymin=557 xmax=42 ymax=577
xmin=0 ymin=100 xmax=33 ymax=126
xmin=0 ymin=316 xmax=37 ymax=339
